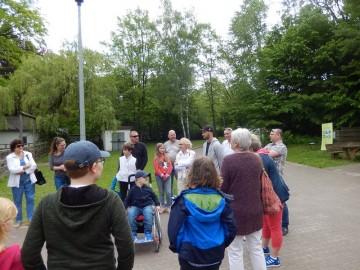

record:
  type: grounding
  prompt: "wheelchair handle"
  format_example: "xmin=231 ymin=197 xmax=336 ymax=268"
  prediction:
xmin=128 ymin=173 xmax=152 ymax=184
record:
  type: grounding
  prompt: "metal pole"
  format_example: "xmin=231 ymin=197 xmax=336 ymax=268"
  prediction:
xmin=76 ymin=0 xmax=86 ymax=140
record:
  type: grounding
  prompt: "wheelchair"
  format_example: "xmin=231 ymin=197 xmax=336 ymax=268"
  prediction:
xmin=128 ymin=173 xmax=162 ymax=252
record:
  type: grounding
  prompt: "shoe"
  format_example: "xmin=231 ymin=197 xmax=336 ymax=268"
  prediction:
xmin=23 ymin=220 xmax=31 ymax=226
xmin=14 ymin=222 xmax=21 ymax=228
xmin=263 ymin=247 xmax=270 ymax=255
xmin=282 ymin=227 xmax=289 ymax=236
xmin=145 ymin=232 xmax=153 ymax=242
xmin=132 ymin=233 xmax=138 ymax=243
xmin=265 ymin=255 xmax=280 ymax=268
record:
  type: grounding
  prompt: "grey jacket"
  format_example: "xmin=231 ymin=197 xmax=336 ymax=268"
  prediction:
xmin=202 ymin=138 xmax=224 ymax=170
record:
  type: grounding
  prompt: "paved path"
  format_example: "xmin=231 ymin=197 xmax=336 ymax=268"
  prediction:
xmin=8 ymin=159 xmax=360 ymax=269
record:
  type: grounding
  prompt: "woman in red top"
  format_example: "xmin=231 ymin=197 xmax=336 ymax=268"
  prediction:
xmin=153 ymin=143 xmax=173 ymax=213
xmin=0 ymin=197 xmax=24 ymax=270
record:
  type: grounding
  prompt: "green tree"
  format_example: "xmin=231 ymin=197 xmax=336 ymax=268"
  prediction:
xmin=107 ymin=8 xmax=160 ymax=136
xmin=0 ymin=0 xmax=46 ymax=85
xmin=4 ymin=48 xmax=117 ymax=140
xmin=156 ymin=0 xmax=202 ymax=138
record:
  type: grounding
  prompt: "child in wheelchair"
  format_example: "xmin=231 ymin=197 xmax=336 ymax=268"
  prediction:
xmin=124 ymin=170 xmax=161 ymax=243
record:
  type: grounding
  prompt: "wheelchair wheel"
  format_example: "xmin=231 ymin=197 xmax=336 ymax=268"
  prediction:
xmin=154 ymin=211 xmax=162 ymax=252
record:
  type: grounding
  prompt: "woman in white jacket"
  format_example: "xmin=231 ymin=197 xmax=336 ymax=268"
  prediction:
xmin=6 ymin=139 xmax=37 ymax=228
xmin=174 ymin=138 xmax=196 ymax=194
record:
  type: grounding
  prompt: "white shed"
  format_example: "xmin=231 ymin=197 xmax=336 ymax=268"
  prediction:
xmin=102 ymin=126 xmax=132 ymax=152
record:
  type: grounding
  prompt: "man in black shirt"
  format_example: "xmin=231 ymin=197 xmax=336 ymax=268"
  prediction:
xmin=129 ymin=129 xmax=148 ymax=170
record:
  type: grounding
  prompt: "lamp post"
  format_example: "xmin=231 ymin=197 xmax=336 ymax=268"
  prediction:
xmin=75 ymin=0 xmax=86 ymax=140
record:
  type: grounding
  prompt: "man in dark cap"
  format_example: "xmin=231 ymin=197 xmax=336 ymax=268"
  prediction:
xmin=22 ymin=140 xmax=134 ymax=270
xmin=201 ymin=125 xmax=224 ymax=171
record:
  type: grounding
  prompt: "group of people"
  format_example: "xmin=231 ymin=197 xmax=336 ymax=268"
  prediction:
xmin=2 ymin=125 xmax=289 ymax=270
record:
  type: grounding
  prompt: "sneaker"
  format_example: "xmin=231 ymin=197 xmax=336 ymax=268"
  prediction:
xmin=263 ymin=247 xmax=270 ymax=255
xmin=265 ymin=255 xmax=280 ymax=268
xmin=132 ymin=233 xmax=138 ymax=243
xmin=14 ymin=222 xmax=21 ymax=228
xmin=282 ymin=227 xmax=289 ymax=236
xmin=145 ymin=232 xmax=153 ymax=242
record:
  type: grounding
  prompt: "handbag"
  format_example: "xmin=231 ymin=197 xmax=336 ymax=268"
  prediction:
xmin=34 ymin=169 xmax=47 ymax=185
xmin=261 ymin=169 xmax=283 ymax=215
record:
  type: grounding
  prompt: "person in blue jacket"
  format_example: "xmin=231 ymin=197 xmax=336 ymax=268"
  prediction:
xmin=168 ymin=156 xmax=237 ymax=270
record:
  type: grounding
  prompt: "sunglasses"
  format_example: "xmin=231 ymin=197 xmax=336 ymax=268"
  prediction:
xmin=16 ymin=144 xmax=24 ymax=148
xmin=131 ymin=135 xmax=139 ymax=138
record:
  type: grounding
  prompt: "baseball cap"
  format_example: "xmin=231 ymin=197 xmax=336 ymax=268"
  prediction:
xmin=135 ymin=170 xmax=149 ymax=179
xmin=64 ymin=140 xmax=110 ymax=170
xmin=201 ymin=125 xmax=213 ymax=132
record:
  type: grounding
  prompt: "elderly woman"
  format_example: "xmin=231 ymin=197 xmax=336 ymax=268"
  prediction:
xmin=6 ymin=139 xmax=37 ymax=228
xmin=220 ymin=128 xmax=266 ymax=270
xmin=174 ymin=137 xmax=196 ymax=194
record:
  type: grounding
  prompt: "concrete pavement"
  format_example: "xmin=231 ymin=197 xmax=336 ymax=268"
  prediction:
xmin=8 ymin=161 xmax=360 ymax=269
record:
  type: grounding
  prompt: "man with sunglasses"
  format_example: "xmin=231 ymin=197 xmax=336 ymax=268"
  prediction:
xmin=128 ymin=129 xmax=148 ymax=170
xmin=22 ymin=140 xmax=134 ymax=270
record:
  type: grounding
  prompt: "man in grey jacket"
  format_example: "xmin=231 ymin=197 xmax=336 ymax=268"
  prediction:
xmin=201 ymin=125 xmax=224 ymax=171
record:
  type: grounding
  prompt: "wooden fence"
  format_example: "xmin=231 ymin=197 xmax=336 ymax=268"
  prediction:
xmin=0 ymin=142 xmax=49 ymax=176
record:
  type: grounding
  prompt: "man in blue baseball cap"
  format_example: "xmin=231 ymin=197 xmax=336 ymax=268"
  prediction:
xmin=22 ymin=141 xmax=134 ymax=270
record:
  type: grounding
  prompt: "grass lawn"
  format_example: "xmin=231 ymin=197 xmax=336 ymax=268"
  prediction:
xmin=0 ymin=140 xmax=358 ymax=209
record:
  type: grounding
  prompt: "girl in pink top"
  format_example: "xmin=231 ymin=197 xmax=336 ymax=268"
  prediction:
xmin=153 ymin=143 xmax=173 ymax=213
xmin=0 ymin=197 xmax=24 ymax=270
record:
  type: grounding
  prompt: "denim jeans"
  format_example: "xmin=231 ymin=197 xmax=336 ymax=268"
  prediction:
xmin=128 ymin=205 xmax=153 ymax=234
xmin=155 ymin=175 xmax=172 ymax=207
xmin=12 ymin=175 xmax=35 ymax=222
xmin=282 ymin=203 xmax=289 ymax=228
xmin=54 ymin=175 xmax=70 ymax=190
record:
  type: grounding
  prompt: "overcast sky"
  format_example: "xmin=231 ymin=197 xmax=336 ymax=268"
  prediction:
xmin=36 ymin=0 xmax=282 ymax=53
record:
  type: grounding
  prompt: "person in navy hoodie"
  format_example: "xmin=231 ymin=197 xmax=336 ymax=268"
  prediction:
xmin=168 ymin=156 xmax=237 ymax=270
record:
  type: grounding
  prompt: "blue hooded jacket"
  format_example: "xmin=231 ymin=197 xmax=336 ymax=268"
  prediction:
xmin=168 ymin=188 xmax=237 ymax=267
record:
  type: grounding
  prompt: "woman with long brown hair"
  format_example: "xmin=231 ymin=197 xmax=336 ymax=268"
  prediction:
xmin=49 ymin=137 xmax=69 ymax=190
xmin=153 ymin=143 xmax=173 ymax=213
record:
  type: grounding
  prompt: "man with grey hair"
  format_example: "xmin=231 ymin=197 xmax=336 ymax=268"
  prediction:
xmin=164 ymin=130 xmax=180 ymax=197
xmin=265 ymin=128 xmax=289 ymax=236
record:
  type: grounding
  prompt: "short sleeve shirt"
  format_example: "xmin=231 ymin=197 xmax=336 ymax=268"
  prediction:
xmin=265 ymin=141 xmax=287 ymax=176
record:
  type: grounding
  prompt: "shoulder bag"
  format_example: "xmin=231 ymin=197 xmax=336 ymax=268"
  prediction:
xmin=261 ymin=169 xmax=283 ymax=215
xmin=34 ymin=169 xmax=46 ymax=185
xmin=26 ymin=154 xmax=46 ymax=185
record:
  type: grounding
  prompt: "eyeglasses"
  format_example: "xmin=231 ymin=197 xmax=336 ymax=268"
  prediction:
xmin=131 ymin=135 xmax=139 ymax=138
xmin=95 ymin=157 xmax=105 ymax=165
xmin=16 ymin=144 xmax=24 ymax=148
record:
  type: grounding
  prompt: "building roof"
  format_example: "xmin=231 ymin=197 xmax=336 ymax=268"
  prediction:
xmin=0 ymin=116 xmax=33 ymax=131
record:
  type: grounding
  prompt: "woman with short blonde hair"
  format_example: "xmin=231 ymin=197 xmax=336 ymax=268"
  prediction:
xmin=174 ymin=137 xmax=196 ymax=194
